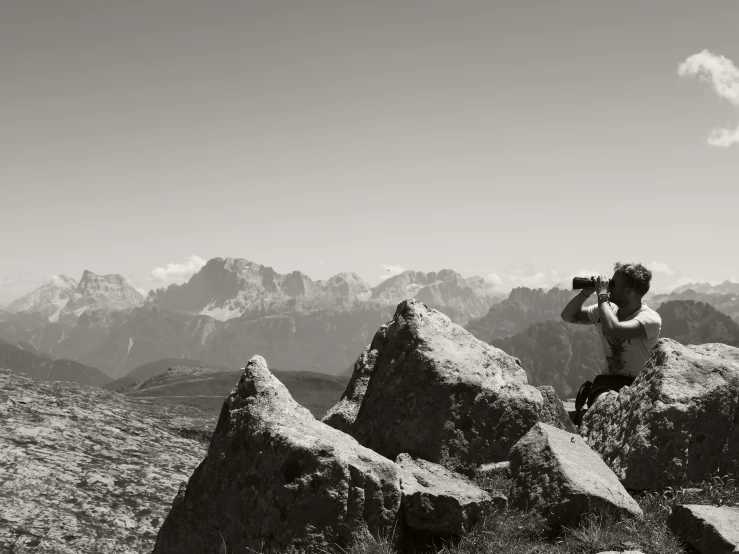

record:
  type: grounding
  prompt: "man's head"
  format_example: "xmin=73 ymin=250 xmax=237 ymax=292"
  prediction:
xmin=608 ymin=262 xmax=652 ymax=307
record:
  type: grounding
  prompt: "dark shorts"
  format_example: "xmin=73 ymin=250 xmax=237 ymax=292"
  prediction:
xmin=571 ymin=374 xmax=635 ymax=425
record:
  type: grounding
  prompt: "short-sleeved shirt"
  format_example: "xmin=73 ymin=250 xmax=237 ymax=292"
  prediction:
xmin=584 ymin=302 xmax=662 ymax=377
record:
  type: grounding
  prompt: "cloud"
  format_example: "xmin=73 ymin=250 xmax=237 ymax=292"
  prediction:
xmin=0 ymin=279 xmax=13 ymax=287
xmin=487 ymin=273 xmax=503 ymax=285
xmin=708 ymin=124 xmax=739 ymax=147
xmin=379 ymin=263 xmax=404 ymax=282
xmin=679 ymin=49 xmax=739 ymax=147
xmin=648 ymin=260 xmax=675 ymax=277
xmin=320 ymin=261 xmax=325 ymax=267
xmin=151 ymin=255 xmax=206 ymax=282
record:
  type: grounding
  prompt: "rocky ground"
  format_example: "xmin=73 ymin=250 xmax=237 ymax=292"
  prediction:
xmin=0 ymin=368 xmax=215 ymax=553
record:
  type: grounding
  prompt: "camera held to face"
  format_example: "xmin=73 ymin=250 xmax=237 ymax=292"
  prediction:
xmin=572 ymin=277 xmax=596 ymax=290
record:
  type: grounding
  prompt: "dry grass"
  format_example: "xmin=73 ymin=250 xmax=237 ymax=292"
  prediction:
xmin=230 ymin=472 xmax=738 ymax=554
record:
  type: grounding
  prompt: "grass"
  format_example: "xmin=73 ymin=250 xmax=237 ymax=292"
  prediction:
xmin=217 ymin=472 xmax=738 ymax=554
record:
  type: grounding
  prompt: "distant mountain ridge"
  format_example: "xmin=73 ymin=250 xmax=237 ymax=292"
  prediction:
xmin=7 ymin=271 xmax=143 ymax=324
xmin=145 ymin=257 xmax=502 ymax=326
xmin=465 ymin=287 xmax=594 ymax=343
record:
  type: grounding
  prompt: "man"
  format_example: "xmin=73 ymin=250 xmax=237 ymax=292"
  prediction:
xmin=560 ymin=262 xmax=662 ymax=422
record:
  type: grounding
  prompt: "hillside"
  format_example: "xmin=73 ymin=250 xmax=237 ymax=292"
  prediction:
xmin=117 ymin=364 xmax=349 ymax=418
xmin=0 ymin=337 xmax=111 ymax=386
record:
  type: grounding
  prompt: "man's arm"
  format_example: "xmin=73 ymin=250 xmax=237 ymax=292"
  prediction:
xmin=597 ymin=302 xmax=648 ymax=339
xmin=561 ymin=289 xmax=595 ymax=324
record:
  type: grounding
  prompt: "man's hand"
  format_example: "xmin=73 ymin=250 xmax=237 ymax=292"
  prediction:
xmin=596 ymin=274 xmax=610 ymax=295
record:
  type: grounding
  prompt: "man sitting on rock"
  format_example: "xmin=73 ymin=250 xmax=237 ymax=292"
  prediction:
xmin=560 ymin=262 xmax=662 ymax=425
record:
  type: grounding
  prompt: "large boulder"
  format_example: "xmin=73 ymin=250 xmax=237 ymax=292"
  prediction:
xmin=152 ymin=356 xmax=403 ymax=554
xmin=395 ymin=453 xmax=500 ymax=536
xmin=323 ymin=299 xmax=548 ymax=475
xmin=668 ymin=504 xmax=739 ymax=554
xmin=581 ymin=339 xmax=739 ymax=490
xmin=508 ymin=422 xmax=643 ymax=525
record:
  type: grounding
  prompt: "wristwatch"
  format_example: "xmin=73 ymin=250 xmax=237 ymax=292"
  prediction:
xmin=598 ymin=293 xmax=609 ymax=303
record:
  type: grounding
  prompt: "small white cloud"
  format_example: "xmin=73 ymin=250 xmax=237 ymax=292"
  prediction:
xmin=679 ymin=49 xmax=739 ymax=105
xmin=648 ymin=261 xmax=675 ymax=277
xmin=151 ymin=255 xmax=206 ymax=282
xmin=320 ymin=261 xmax=325 ymax=267
xmin=487 ymin=273 xmax=503 ymax=285
xmin=708 ymin=124 xmax=739 ymax=147
xmin=0 ymin=279 xmax=13 ymax=286
xmin=679 ymin=50 xmax=739 ymax=147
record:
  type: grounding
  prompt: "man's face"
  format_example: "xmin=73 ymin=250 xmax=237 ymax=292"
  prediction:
xmin=608 ymin=272 xmax=628 ymax=307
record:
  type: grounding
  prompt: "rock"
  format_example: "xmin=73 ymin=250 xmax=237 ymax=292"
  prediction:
xmin=580 ymin=339 xmax=739 ymax=489
xmin=0 ymin=368 xmax=214 ymax=554
xmin=324 ymin=299 xmax=545 ymax=475
xmin=152 ymin=356 xmax=403 ymax=554
xmin=322 ymin=335 xmax=384 ymax=433
xmin=536 ymin=385 xmax=577 ymax=433
xmin=668 ymin=504 xmax=739 ymax=554
xmin=596 ymin=551 xmax=645 ymax=554
xmin=508 ymin=422 xmax=643 ymax=525
xmin=395 ymin=453 xmax=498 ymax=536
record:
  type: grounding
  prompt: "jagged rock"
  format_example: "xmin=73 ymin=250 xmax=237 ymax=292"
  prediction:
xmin=0 ymin=368 xmax=214 ymax=554
xmin=152 ymin=356 xmax=403 ymax=554
xmin=395 ymin=453 xmax=499 ymax=536
xmin=508 ymin=422 xmax=643 ymax=525
xmin=322 ymin=332 xmax=384 ymax=433
xmin=668 ymin=504 xmax=739 ymax=554
xmin=536 ymin=385 xmax=577 ymax=433
xmin=581 ymin=339 xmax=739 ymax=489
xmin=324 ymin=299 xmax=545 ymax=476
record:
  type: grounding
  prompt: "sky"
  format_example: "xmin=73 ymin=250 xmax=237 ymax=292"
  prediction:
xmin=2 ymin=1 xmax=738 ymax=305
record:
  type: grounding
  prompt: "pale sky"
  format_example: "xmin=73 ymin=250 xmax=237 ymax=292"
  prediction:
xmin=2 ymin=1 xmax=738 ymax=304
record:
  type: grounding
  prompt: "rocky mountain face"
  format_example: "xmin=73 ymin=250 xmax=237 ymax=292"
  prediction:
xmin=146 ymin=258 xmax=500 ymax=326
xmin=6 ymin=271 xmax=143 ymax=325
xmin=671 ymin=280 xmax=739 ymax=295
xmin=77 ymin=302 xmax=396 ymax=378
xmin=6 ymin=275 xmax=78 ymax=321
xmin=466 ymin=287 xmax=592 ymax=343
xmin=370 ymin=269 xmax=503 ymax=325
xmin=146 ymin=258 xmax=374 ymax=320
xmin=651 ymin=289 xmax=739 ymax=321
xmin=0 ymin=337 xmax=111 ymax=387
xmin=490 ymin=321 xmax=603 ymax=399
xmin=657 ymin=299 xmax=739 ymax=347
xmin=0 ymin=368 xmax=214 ymax=553
xmin=60 ymin=270 xmax=144 ymax=323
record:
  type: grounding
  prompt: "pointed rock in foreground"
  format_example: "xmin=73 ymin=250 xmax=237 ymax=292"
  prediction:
xmin=152 ymin=355 xmax=402 ymax=554
xmin=324 ymin=299 xmax=555 ymax=475
xmin=508 ymin=422 xmax=642 ymax=525
xmin=668 ymin=504 xmax=739 ymax=554
xmin=581 ymin=339 xmax=739 ymax=489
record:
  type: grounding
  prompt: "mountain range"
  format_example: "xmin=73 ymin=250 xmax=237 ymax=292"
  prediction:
xmin=0 ymin=257 xmax=504 ymax=379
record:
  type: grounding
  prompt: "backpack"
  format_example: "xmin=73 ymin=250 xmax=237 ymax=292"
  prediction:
xmin=572 ymin=374 xmax=635 ymax=426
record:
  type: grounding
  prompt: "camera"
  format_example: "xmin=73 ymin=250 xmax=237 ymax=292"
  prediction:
xmin=572 ymin=277 xmax=596 ymax=290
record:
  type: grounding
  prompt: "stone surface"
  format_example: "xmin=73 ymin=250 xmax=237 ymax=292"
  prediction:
xmin=508 ymin=422 xmax=643 ymax=525
xmin=153 ymin=355 xmax=403 ymax=554
xmin=322 ymin=338 xmax=382 ymax=433
xmin=324 ymin=299 xmax=545 ymax=476
xmin=536 ymin=385 xmax=577 ymax=433
xmin=395 ymin=453 xmax=496 ymax=536
xmin=0 ymin=368 xmax=214 ymax=554
xmin=668 ymin=504 xmax=739 ymax=554
xmin=581 ymin=339 xmax=739 ymax=489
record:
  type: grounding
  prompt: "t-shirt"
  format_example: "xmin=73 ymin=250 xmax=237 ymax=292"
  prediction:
xmin=584 ymin=302 xmax=662 ymax=377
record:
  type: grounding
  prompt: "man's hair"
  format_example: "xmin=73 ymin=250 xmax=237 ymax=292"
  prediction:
xmin=614 ymin=262 xmax=652 ymax=297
